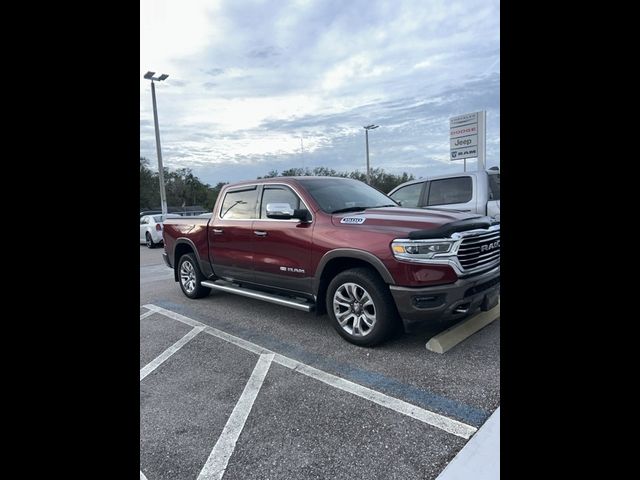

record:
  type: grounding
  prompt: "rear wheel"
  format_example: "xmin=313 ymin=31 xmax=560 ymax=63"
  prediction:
xmin=326 ymin=268 xmax=399 ymax=346
xmin=178 ymin=253 xmax=211 ymax=299
xmin=145 ymin=232 xmax=156 ymax=249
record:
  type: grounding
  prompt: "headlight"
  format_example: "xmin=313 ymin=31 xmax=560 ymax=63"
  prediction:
xmin=391 ymin=239 xmax=455 ymax=261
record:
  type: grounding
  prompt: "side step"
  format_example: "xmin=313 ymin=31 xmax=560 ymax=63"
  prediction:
xmin=201 ymin=280 xmax=315 ymax=312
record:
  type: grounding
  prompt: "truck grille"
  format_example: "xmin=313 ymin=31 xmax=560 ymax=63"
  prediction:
xmin=456 ymin=229 xmax=500 ymax=273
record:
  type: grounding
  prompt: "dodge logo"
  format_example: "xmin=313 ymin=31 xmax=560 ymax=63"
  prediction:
xmin=480 ymin=240 xmax=500 ymax=252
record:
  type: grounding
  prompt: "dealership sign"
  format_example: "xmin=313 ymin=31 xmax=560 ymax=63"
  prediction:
xmin=449 ymin=111 xmax=485 ymax=164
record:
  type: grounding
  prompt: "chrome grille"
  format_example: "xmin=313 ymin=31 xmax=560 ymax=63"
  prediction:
xmin=456 ymin=229 xmax=500 ymax=272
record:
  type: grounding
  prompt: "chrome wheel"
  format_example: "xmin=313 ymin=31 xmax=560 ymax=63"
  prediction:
xmin=146 ymin=233 xmax=153 ymax=248
xmin=332 ymin=282 xmax=376 ymax=336
xmin=180 ymin=259 xmax=197 ymax=294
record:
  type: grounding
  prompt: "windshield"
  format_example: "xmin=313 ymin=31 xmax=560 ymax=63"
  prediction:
xmin=488 ymin=174 xmax=500 ymax=200
xmin=297 ymin=178 xmax=398 ymax=214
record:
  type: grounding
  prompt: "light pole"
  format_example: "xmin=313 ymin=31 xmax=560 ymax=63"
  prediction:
xmin=144 ymin=71 xmax=169 ymax=216
xmin=363 ymin=124 xmax=379 ymax=185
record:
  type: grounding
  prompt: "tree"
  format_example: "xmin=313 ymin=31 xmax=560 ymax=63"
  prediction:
xmin=206 ymin=182 xmax=228 ymax=210
xmin=140 ymin=157 xmax=160 ymax=209
xmin=140 ymin=157 xmax=222 ymax=211
xmin=254 ymin=165 xmax=413 ymax=194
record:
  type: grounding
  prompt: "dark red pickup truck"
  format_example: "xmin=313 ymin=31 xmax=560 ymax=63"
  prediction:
xmin=162 ymin=176 xmax=500 ymax=346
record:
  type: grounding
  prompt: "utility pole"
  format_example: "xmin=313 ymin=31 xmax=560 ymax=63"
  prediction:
xmin=363 ymin=124 xmax=379 ymax=185
xmin=144 ymin=71 xmax=169 ymax=215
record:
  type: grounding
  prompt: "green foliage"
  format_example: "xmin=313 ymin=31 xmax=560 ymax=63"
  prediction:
xmin=256 ymin=165 xmax=413 ymax=194
xmin=141 ymin=156 xmax=415 ymax=212
xmin=140 ymin=157 xmax=160 ymax=209
xmin=140 ymin=156 xmax=226 ymax=212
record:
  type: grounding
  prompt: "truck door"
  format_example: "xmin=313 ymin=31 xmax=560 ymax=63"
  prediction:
xmin=487 ymin=172 xmax=500 ymax=220
xmin=424 ymin=175 xmax=477 ymax=213
xmin=209 ymin=185 xmax=258 ymax=283
xmin=251 ymin=184 xmax=314 ymax=294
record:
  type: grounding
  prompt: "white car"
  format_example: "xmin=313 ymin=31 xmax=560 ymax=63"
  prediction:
xmin=139 ymin=214 xmax=165 ymax=248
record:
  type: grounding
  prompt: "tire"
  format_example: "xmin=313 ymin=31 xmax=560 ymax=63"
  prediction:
xmin=177 ymin=253 xmax=211 ymax=299
xmin=326 ymin=268 xmax=399 ymax=347
xmin=145 ymin=232 xmax=156 ymax=249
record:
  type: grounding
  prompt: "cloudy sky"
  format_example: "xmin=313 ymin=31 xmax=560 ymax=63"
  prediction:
xmin=140 ymin=0 xmax=499 ymax=186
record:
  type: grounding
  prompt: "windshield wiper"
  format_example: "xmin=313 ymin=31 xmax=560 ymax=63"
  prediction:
xmin=331 ymin=204 xmax=396 ymax=214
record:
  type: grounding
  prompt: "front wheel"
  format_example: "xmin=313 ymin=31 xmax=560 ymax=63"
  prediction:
xmin=177 ymin=253 xmax=211 ymax=299
xmin=326 ymin=268 xmax=399 ymax=347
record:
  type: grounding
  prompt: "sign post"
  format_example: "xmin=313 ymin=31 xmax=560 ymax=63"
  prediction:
xmin=449 ymin=111 xmax=486 ymax=171
xmin=477 ymin=110 xmax=486 ymax=171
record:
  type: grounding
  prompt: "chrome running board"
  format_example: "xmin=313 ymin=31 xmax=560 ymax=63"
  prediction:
xmin=201 ymin=280 xmax=315 ymax=312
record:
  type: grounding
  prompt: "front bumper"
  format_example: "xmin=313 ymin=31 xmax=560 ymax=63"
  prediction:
xmin=389 ymin=266 xmax=500 ymax=333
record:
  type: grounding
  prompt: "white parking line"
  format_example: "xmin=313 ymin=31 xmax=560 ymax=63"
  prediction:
xmin=197 ymin=353 xmax=274 ymax=480
xmin=140 ymin=471 xmax=148 ymax=480
xmin=140 ymin=325 xmax=206 ymax=381
xmin=139 ymin=309 xmax=156 ymax=321
xmin=276 ymin=355 xmax=476 ymax=438
xmin=142 ymin=304 xmax=478 ymax=439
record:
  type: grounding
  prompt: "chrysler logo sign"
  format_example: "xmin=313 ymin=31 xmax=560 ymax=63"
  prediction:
xmin=480 ymin=240 xmax=500 ymax=252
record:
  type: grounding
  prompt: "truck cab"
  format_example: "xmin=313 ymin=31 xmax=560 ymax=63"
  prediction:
xmin=388 ymin=169 xmax=500 ymax=221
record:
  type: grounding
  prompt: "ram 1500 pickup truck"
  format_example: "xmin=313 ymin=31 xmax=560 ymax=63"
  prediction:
xmin=162 ymin=176 xmax=500 ymax=346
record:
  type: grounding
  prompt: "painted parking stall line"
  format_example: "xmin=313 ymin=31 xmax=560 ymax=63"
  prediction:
xmin=142 ymin=304 xmax=478 ymax=439
xmin=139 ymin=309 xmax=156 ymax=321
xmin=275 ymin=354 xmax=476 ymax=439
xmin=197 ymin=353 xmax=274 ymax=480
xmin=140 ymin=325 xmax=206 ymax=381
xmin=140 ymin=471 xmax=148 ymax=480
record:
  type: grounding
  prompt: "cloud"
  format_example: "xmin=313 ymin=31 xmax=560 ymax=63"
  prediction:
xmin=140 ymin=0 xmax=500 ymax=185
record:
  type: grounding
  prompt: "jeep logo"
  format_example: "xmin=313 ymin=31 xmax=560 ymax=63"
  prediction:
xmin=480 ymin=240 xmax=500 ymax=252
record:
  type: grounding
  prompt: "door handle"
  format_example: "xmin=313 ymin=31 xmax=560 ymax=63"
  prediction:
xmin=253 ymin=230 xmax=268 ymax=237
xmin=212 ymin=228 xmax=223 ymax=234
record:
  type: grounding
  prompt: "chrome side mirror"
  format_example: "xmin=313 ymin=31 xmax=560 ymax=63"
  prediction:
xmin=266 ymin=203 xmax=295 ymax=219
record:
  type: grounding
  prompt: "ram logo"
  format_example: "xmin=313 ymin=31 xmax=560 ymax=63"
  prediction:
xmin=480 ymin=240 xmax=500 ymax=252
xmin=279 ymin=266 xmax=306 ymax=274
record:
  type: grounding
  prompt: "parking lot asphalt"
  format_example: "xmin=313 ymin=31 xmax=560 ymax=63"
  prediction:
xmin=140 ymin=245 xmax=500 ymax=479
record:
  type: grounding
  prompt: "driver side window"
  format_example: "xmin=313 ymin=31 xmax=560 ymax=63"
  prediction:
xmin=260 ymin=186 xmax=301 ymax=218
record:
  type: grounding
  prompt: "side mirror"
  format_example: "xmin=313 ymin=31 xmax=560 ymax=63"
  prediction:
xmin=266 ymin=203 xmax=311 ymax=222
xmin=266 ymin=203 xmax=294 ymax=218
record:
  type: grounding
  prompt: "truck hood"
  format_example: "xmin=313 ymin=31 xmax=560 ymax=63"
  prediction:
xmin=330 ymin=207 xmax=484 ymax=237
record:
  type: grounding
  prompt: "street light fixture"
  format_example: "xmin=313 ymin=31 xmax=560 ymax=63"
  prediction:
xmin=363 ymin=124 xmax=379 ymax=185
xmin=144 ymin=71 xmax=170 ymax=216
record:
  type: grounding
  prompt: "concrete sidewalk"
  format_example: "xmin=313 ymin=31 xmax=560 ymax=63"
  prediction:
xmin=436 ymin=406 xmax=500 ymax=479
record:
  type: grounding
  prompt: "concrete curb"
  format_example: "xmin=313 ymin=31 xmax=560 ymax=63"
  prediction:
xmin=435 ymin=406 xmax=500 ymax=480
xmin=426 ymin=301 xmax=500 ymax=354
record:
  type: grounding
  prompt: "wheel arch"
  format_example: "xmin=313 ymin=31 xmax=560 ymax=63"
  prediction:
xmin=173 ymin=239 xmax=200 ymax=282
xmin=313 ymin=249 xmax=394 ymax=315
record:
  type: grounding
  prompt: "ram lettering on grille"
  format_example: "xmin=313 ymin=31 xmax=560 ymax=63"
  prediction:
xmin=457 ymin=231 xmax=500 ymax=272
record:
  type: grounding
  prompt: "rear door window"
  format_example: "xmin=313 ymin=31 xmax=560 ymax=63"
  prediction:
xmin=427 ymin=177 xmax=473 ymax=206
xmin=219 ymin=187 xmax=259 ymax=219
